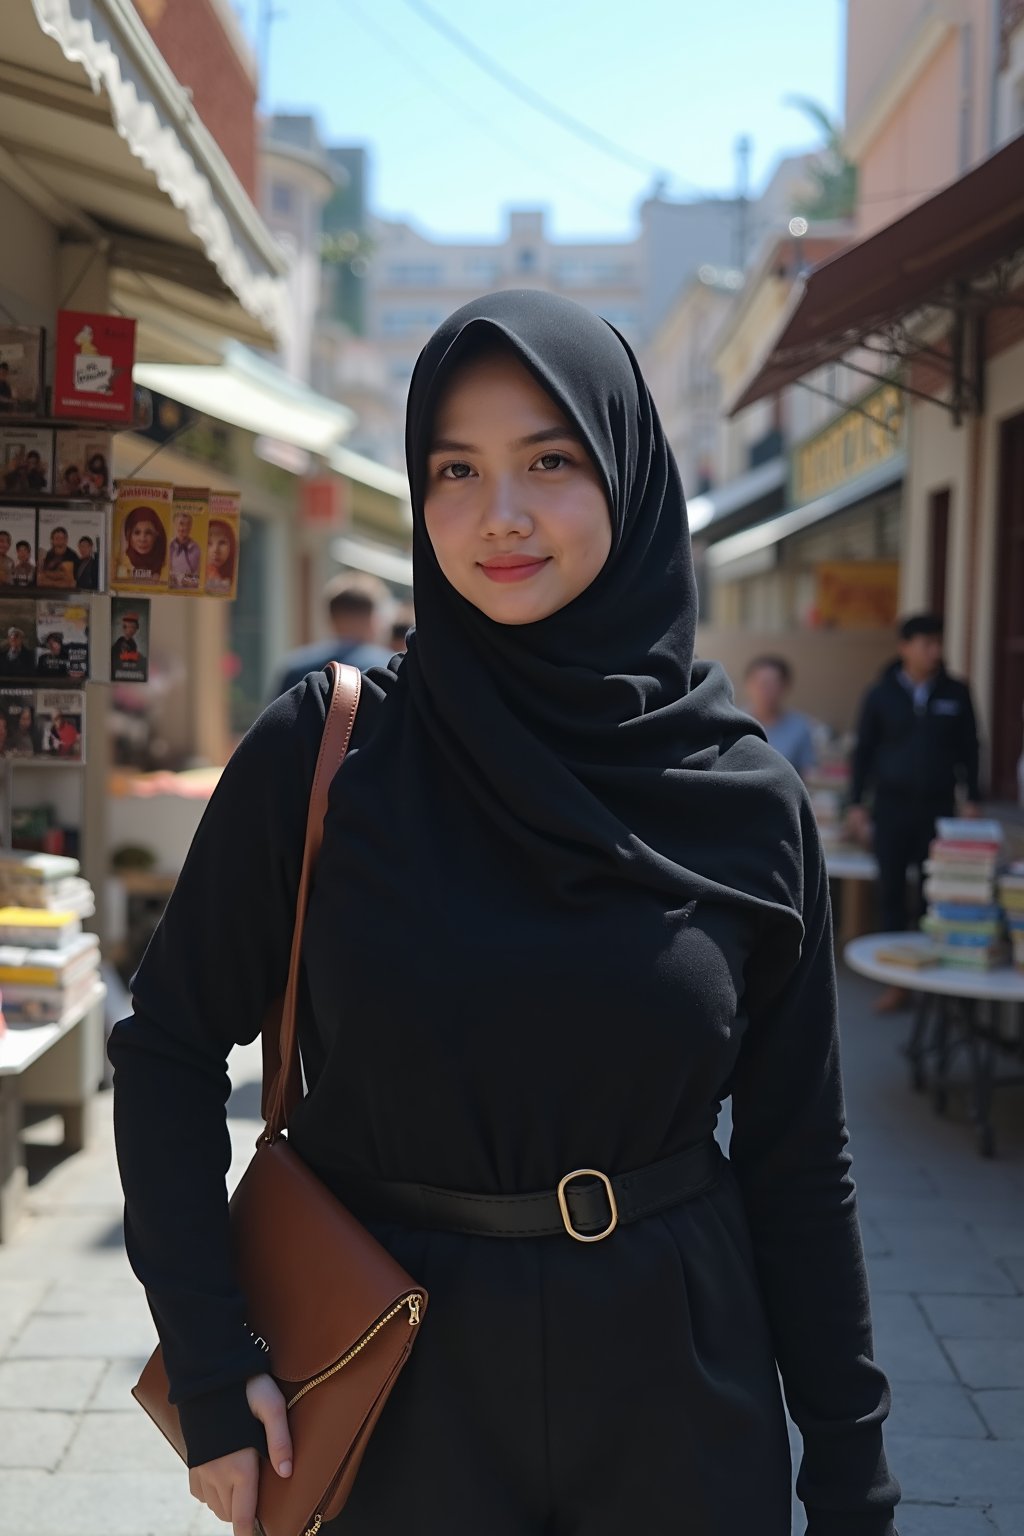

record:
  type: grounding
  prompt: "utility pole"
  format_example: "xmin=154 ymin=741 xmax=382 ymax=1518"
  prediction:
xmin=257 ymin=0 xmax=285 ymax=108
xmin=734 ymin=135 xmax=751 ymax=271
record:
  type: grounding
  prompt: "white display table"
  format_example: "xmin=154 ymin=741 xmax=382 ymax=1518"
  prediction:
xmin=844 ymin=933 xmax=1024 ymax=1157
xmin=0 ymin=983 xmax=106 ymax=1240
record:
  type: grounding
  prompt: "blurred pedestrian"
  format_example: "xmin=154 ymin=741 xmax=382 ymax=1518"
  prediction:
xmin=269 ymin=572 xmax=392 ymax=698
xmin=743 ymin=653 xmax=817 ymax=777
xmin=846 ymin=612 xmax=981 ymax=1009
xmin=389 ymin=604 xmax=414 ymax=655
xmin=111 ymin=292 xmax=898 ymax=1536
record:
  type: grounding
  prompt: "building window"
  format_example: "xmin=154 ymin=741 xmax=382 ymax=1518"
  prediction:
xmin=270 ymin=180 xmax=294 ymax=216
xmin=465 ymin=256 xmax=501 ymax=283
xmin=517 ymin=248 xmax=537 ymax=272
xmin=379 ymin=308 xmax=445 ymax=336
xmin=386 ymin=262 xmax=443 ymax=286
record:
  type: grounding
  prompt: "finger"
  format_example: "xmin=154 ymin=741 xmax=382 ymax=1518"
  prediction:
xmin=253 ymin=1394 xmax=293 ymax=1478
xmin=232 ymin=1472 xmax=259 ymax=1536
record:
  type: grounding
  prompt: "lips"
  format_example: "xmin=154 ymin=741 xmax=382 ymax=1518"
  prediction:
xmin=478 ymin=554 xmax=550 ymax=584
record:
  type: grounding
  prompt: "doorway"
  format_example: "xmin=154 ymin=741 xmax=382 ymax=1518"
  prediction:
xmin=992 ymin=413 xmax=1024 ymax=802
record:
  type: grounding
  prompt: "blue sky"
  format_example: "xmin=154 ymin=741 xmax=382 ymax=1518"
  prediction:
xmin=238 ymin=0 xmax=846 ymax=240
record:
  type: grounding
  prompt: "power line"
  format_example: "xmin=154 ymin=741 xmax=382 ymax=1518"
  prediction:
xmin=344 ymin=0 xmax=633 ymax=222
xmin=398 ymin=0 xmax=705 ymax=190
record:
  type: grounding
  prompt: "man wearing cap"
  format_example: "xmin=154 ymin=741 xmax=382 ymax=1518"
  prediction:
xmin=37 ymin=631 xmax=70 ymax=678
xmin=1 ymin=625 xmax=33 ymax=677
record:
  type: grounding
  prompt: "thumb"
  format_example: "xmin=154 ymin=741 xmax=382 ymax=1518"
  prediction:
xmin=247 ymin=1379 xmax=293 ymax=1478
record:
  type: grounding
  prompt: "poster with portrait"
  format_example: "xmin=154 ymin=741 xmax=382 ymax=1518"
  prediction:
xmin=53 ymin=311 xmax=136 ymax=424
xmin=0 ymin=597 xmax=39 ymax=680
xmin=110 ymin=597 xmax=149 ymax=683
xmin=0 ymin=508 xmax=38 ymax=591
xmin=168 ymin=488 xmax=208 ymax=593
xmin=37 ymin=506 xmax=105 ymax=592
xmin=0 ymin=426 xmax=52 ymax=496
xmin=205 ymin=490 xmax=240 ymax=600
xmin=0 ymin=690 xmax=39 ymax=758
xmin=111 ymin=481 xmax=172 ymax=592
xmin=36 ymin=690 xmax=85 ymax=762
xmin=0 ymin=327 xmax=44 ymax=416
xmin=35 ymin=599 xmax=89 ymax=683
xmin=53 ymin=429 xmax=113 ymax=501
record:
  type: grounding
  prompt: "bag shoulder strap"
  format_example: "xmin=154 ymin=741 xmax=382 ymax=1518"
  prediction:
xmin=262 ymin=661 xmax=362 ymax=1137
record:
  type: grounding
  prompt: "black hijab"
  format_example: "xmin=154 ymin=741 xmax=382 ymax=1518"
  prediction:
xmin=345 ymin=290 xmax=807 ymax=976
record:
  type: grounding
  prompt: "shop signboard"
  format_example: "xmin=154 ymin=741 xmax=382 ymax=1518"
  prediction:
xmin=792 ymin=384 xmax=905 ymax=507
xmin=815 ymin=560 xmax=900 ymax=629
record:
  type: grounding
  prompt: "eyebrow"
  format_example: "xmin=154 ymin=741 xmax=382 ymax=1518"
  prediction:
xmin=429 ymin=425 xmax=585 ymax=455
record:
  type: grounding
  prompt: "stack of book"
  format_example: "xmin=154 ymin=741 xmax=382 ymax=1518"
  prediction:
xmin=999 ymin=865 xmax=1024 ymax=973
xmin=920 ymin=818 xmax=1007 ymax=969
xmin=0 ymin=850 xmax=94 ymax=919
xmin=0 ymin=904 xmax=100 ymax=1025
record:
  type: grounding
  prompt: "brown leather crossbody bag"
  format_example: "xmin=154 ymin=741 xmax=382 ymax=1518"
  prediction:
xmin=132 ymin=661 xmax=428 ymax=1536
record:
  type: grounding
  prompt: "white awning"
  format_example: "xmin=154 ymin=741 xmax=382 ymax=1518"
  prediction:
xmin=332 ymin=534 xmax=413 ymax=589
xmin=330 ymin=445 xmax=411 ymax=514
xmin=705 ymin=454 xmax=906 ymax=572
xmin=686 ymin=456 xmax=787 ymax=535
xmin=1 ymin=0 xmax=288 ymax=348
xmin=134 ymin=344 xmax=355 ymax=456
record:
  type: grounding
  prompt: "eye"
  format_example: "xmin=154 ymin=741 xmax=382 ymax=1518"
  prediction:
xmin=532 ymin=451 xmax=572 ymax=471
xmin=439 ymin=461 xmax=474 ymax=481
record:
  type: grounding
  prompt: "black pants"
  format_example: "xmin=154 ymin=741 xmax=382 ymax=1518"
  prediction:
xmin=873 ymin=792 xmax=951 ymax=932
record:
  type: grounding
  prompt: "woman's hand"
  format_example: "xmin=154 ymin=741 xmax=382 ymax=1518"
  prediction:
xmin=188 ymin=1374 xmax=293 ymax=1536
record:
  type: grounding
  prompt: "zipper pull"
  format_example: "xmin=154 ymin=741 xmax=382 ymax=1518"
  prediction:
xmin=407 ymin=1295 xmax=421 ymax=1327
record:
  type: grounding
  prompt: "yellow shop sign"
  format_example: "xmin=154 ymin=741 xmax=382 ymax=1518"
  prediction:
xmin=793 ymin=384 xmax=905 ymax=506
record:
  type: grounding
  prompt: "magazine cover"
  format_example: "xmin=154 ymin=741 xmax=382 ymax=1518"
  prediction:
xmin=36 ymin=690 xmax=85 ymax=762
xmin=168 ymin=488 xmax=208 ymax=593
xmin=111 ymin=481 xmax=172 ymax=592
xmin=110 ymin=597 xmax=149 ymax=683
xmin=0 ymin=597 xmax=39 ymax=680
xmin=53 ymin=430 xmax=112 ymax=500
xmin=0 ymin=508 xmax=38 ymax=590
xmin=38 ymin=506 xmax=104 ymax=592
xmin=0 ymin=426 xmax=52 ymax=496
xmin=205 ymin=491 xmax=240 ymax=600
xmin=0 ymin=690 xmax=39 ymax=758
xmin=35 ymin=599 xmax=89 ymax=683
xmin=0 ymin=327 xmax=44 ymax=416
xmin=53 ymin=311 xmax=136 ymax=423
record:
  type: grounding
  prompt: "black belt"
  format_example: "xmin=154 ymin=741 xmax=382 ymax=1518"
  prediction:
xmin=342 ymin=1139 xmax=722 ymax=1243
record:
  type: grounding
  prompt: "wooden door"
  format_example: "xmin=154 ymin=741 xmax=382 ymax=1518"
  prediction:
xmin=992 ymin=413 xmax=1024 ymax=802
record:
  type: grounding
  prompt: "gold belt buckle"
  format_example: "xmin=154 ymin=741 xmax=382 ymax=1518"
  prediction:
xmin=556 ymin=1168 xmax=619 ymax=1243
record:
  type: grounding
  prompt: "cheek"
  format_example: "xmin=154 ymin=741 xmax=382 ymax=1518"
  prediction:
xmin=547 ymin=485 xmax=611 ymax=572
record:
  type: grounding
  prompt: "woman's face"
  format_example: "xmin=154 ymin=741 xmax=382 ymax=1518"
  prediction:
xmin=423 ymin=350 xmax=611 ymax=626
xmin=208 ymin=528 xmax=231 ymax=570
xmin=18 ymin=708 xmax=31 ymax=730
xmin=129 ymin=518 xmax=157 ymax=557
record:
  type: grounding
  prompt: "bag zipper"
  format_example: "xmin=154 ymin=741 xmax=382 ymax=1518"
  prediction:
xmin=296 ymin=1294 xmax=422 ymax=1535
xmin=288 ymin=1293 xmax=422 ymax=1410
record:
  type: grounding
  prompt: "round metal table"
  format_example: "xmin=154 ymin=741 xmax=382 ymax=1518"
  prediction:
xmin=844 ymin=932 xmax=1024 ymax=1156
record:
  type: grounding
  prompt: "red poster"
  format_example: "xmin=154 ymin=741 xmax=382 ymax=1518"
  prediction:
xmin=53 ymin=311 xmax=137 ymax=423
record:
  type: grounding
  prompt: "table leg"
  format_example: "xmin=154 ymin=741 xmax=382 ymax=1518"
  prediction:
xmin=905 ymin=995 xmax=932 ymax=1091
xmin=932 ymin=999 xmax=951 ymax=1115
xmin=962 ymin=999 xmax=996 ymax=1158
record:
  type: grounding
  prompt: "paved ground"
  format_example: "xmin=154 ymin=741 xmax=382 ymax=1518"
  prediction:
xmin=0 ymin=965 xmax=1022 ymax=1535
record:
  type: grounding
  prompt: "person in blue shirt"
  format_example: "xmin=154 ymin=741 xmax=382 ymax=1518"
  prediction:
xmin=270 ymin=572 xmax=393 ymax=699
xmin=744 ymin=655 xmax=817 ymax=778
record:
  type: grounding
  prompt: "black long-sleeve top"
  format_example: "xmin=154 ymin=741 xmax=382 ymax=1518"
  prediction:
xmin=850 ymin=661 xmax=981 ymax=808
xmin=109 ymin=671 xmax=898 ymax=1532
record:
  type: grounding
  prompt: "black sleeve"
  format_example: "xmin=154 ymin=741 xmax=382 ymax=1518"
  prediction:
xmin=955 ymin=685 xmax=981 ymax=803
xmin=108 ymin=671 xmax=333 ymax=1469
xmin=849 ymin=687 xmax=881 ymax=807
xmin=730 ymin=802 xmax=899 ymax=1536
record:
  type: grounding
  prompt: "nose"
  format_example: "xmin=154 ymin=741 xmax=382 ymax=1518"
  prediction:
xmin=480 ymin=471 xmax=533 ymax=539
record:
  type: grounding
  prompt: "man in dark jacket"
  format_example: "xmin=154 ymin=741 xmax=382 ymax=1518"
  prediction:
xmin=269 ymin=572 xmax=392 ymax=700
xmin=846 ymin=614 xmax=981 ymax=997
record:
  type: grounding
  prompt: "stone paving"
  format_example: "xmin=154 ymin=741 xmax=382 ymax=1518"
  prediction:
xmin=0 ymin=965 xmax=1021 ymax=1535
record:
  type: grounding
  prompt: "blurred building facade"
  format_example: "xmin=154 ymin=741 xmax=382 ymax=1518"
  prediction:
xmin=707 ymin=0 xmax=1024 ymax=802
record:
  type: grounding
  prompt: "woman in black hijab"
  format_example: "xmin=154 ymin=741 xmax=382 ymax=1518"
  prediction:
xmin=111 ymin=291 xmax=899 ymax=1535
